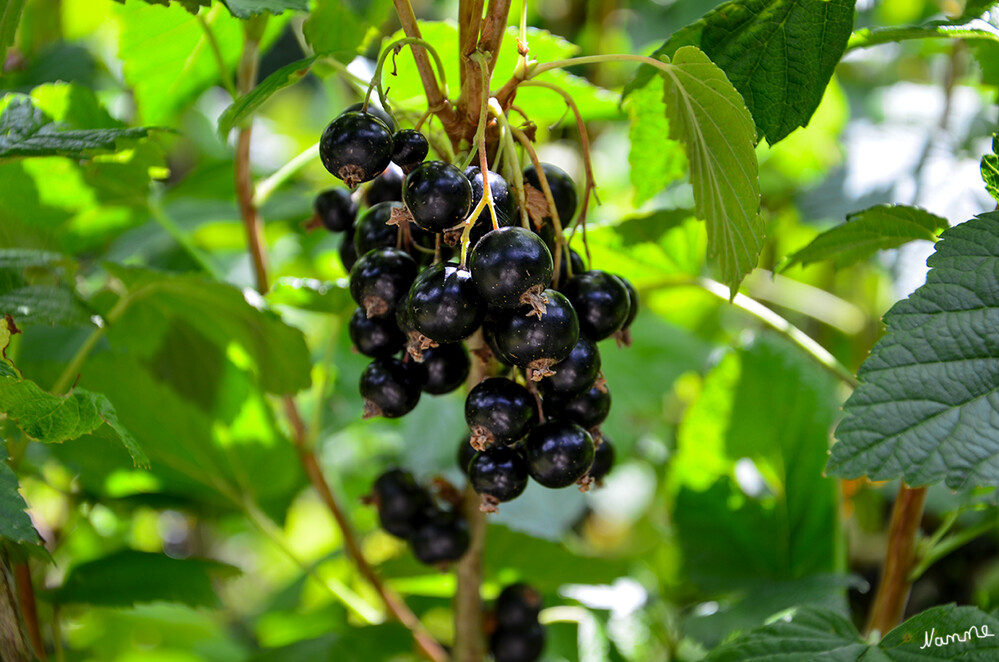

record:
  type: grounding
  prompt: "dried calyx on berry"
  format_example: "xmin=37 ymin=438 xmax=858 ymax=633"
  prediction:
xmin=320 ymin=110 xmax=395 ymax=188
xmin=404 ymin=161 xmax=473 ymax=233
xmin=464 ymin=377 xmax=537 ymax=450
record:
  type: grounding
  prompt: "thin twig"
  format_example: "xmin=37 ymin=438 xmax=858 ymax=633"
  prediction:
xmin=510 ymin=125 xmax=567 ymax=284
xmin=198 ymin=8 xmax=237 ymax=99
xmin=14 ymin=563 xmax=45 ymax=661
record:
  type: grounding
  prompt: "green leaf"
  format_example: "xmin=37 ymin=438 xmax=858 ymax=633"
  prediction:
xmin=223 ymin=0 xmax=308 ymax=18
xmin=249 ymin=625 xmax=413 ymax=662
xmin=55 ymin=550 xmax=239 ymax=608
xmin=847 ymin=19 xmax=999 ymax=51
xmin=0 ymin=373 xmax=149 ymax=467
xmin=626 ymin=75 xmax=686 ymax=206
xmin=0 ymin=96 xmax=153 ymax=160
xmin=625 ymin=0 xmax=856 ymax=144
xmin=266 ymin=277 xmax=352 ymax=313
xmin=303 ymin=0 xmax=384 ymax=59
xmin=983 ymin=134 xmax=999 ymax=204
xmin=0 ymin=459 xmax=40 ymax=545
xmin=106 ymin=265 xmax=313 ymax=395
xmin=780 ymin=204 xmax=949 ymax=271
xmin=827 ymin=213 xmax=999 ymax=491
xmin=0 ymin=286 xmax=91 ymax=327
xmin=110 ymin=0 xmax=212 ymax=15
xmin=660 ymin=46 xmax=763 ymax=296
xmin=705 ymin=604 xmax=999 ymax=661
xmin=962 ymin=0 xmax=999 ymax=20
xmin=0 ymin=0 xmax=26 ymax=66
xmin=218 ymin=55 xmax=319 ymax=136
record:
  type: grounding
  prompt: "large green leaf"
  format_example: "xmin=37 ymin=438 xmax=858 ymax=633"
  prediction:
xmin=55 ymin=550 xmax=239 ymax=608
xmin=983 ymin=134 xmax=999 ymax=204
xmin=847 ymin=19 xmax=999 ymax=51
xmin=660 ymin=46 xmax=763 ymax=296
xmin=249 ymin=625 xmax=413 ymax=662
xmin=780 ymin=204 xmax=949 ymax=271
xmin=224 ymin=0 xmax=308 ymax=18
xmin=0 ymin=455 xmax=40 ymax=545
xmin=626 ymin=75 xmax=686 ymax=206
xmin=110 ymin=0 xmax=211 ymax=14
xmin=705 ymin=604 xmax=999 ymax=660
xmin=827 ymin=213 xmax=999 ymax=490
xmin=626 ymin=0 xmax=856 ymax=144
xmin=303 ymin=0 xmax=390 ymax=59
xmin=218 ymin=55 xmax=319 ymax=136
xmin=0 ymin=96 xmax=154 ymax=160
xmin=0 ymin=248 xmax=89 ymax=327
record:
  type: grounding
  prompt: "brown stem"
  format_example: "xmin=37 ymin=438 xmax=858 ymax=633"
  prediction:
xmin=1 ymin=554 xmax=32 ymax=662
xmin=14 ymin=562 xmax=46 ymax=661
xmin=478 ymin=0 xmax=511 ymax=76
xmin=235 ymin=19 xmax=268 ymax=293
xmin=453 ymin=487 xmax=488 ymax=661
xmin=865 ymin=484 xmax=928 ymax=637
xmin=511 ymin=126 xmax=566 ymax=282
xmin=458 ymin=0 xmax=485 ymax=121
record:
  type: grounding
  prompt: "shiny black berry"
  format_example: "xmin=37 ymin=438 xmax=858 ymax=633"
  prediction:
xmin=411 ymin=510 xmax=470 ymax=565
xmin=391 ymin=129 xmax=429 ymax=172
xmin=349 ymin=307 xmax=406 ymax=358
xmin=614 ymin=275 xmax=639 ymax=345
xmin=490 ymin=623 xmax=545 ymax=662
xmin=359 ymin=356 xmax=421 ymax=418
xmin=344 ymin=102 xmax=397 ymax=132
xmin=561 ymin=271 xmax=631 ymax=341
xmin=469 ymin=446 xmax=529 ymax=507
xmin=489 ymin=289 xmax=579 ymax=379
xmin=353 ymin=201 xmax=401 ymax=257
xmin=524 ymin=162 xmax=577 ymax=225
xmin=404 ymin=161 xmax=473 ymax=233
xmin=554 ymin=247 xmax=585 ymax=287
xmin=320 ymin=111 xmax=394 ymax=188
xmin=365 ymin=162 xmax=405 ymax=206
xmin=349 ymin=247 xmax=418 ymax=318
xmin=372 ymin=469 xmax=433 ymax=539
xmin=464 ymin=166 xmax=516 ymax=249
xmin=407 ymin=262 xmax=484 ymax=344
xmin=465 ymin=377 xmax=537 ymax=449
xmin=469 ymin=227 xmax=554 ymax=309
xmin=339 ymin=228 xmax=358 ymax=272
xmin=589 ymin=437 xmax=615 ymax=483
xmin=546 ymin=383 xmax=611 ymax=430
xmin=418 ymin=343 xmax=470 ymax=395
xmin=525 ymin=420 xmax=595 ymax=488
xmin=313 ymin=188 xmax=357 ymax=233
xmin=496 ymin=583 xmax=543 ymax=629
xmin=537 ymin=335 xmax=600 ymax=397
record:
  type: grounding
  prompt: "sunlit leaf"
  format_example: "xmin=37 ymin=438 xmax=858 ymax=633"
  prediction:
xmin=218 ymin=55 xmax=320 ymax=136
xmin=626 ymin=76 xmax=686 ymax=206
xmin=224 ymin=0 xmax=308 ymax=18
xmin=983 ymin=134 xmax=999 ymax=204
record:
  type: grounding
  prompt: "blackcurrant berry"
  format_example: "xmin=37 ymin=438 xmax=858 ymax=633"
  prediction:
xmin=349 ymin=247 xmax=418 ymax=318
xmin=404 ymin=161 xmax=472 ymax=233
xmin=344 ymin=102 xmax=397 ymax=132
xmin=545 ymin=382 xmax=611 ymax=430
xmin=364 ymin=162 xmax=405 ymax=206
xmin=469 ymin=227 xmax=554 ymax=310
xmin=352 ymin=201 xmax=405 ymax=257
xmin=489 ymin=289 xmax=579 ymax=379
xmin=524 ymin=162 xmax=577 ymax=225
xmin=465 ymin=377 xmax=537 ymax=449
xmin=469 ymin=446 xmax=529 ymax=507
xmin=313 ymin=188 xmax=357 ymax=233
xmin=372 ymin=469 xmax=433 ymax=539
xmin=589 ymin=436 xmax=615 ymax=484
xmin=561 ymin=270 xmax=631 ymax=341
xmin=537 ymin=335 xmax=600 ymax=397
xmin=359 ymin=357 xmax=421 ymax=418
xmin=411 ymin=510 xmax=470 ymax=565
xmin=490 ymin=623 xmax=545 ymax=662
xmin=495 ymin=583 xmax=543 ymax=630
xmin=554 ymin=247 xmax=585 ymax=287
xmin=339 ymin=228 xmax=358 ymax=272
xmin=614 ymin=275 xmax=639 ymax=345
xmin=464 ymin=166 xmax=516 ymax=249
xmin=418 ymin=343 xmax=470 ymax=395
xmin=320 ymin=111 xmax=394 ymax=188
xmin=391 ymin=129 xmax=429 ymax=172
xmin=407 ymin=262 xmax=484 ymax=344
xmin=457 ymin=436 xmax=477 ymax=475
xmin=525 ymin=420 xmax=595 ymax=488
xmin=349 ymin=307 xmax=406 ymax=358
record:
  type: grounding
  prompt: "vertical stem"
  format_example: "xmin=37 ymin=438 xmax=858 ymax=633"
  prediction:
xmin=478 ymin=0 xmax=511 ymax=76
xmin=865 ymin=484 xmax=928 ymax=636
xmin=0 ymin=553 xmax=31 ymax=662
xmin=458 ymin=0 xmax=485 ymax=100
xmin=14 ymin=562 xmax=45 ymax=661
xmin=453 ymin=487 xmax=488 ymax=662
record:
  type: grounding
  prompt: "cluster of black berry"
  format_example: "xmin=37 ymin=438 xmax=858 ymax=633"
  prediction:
xmin=316 ymin=103 xmax=635 ymax=516
xmin=488 ymin=583 xmax=546 ymax=662
xmin=369 ymin=469 xmax=469 ymax=566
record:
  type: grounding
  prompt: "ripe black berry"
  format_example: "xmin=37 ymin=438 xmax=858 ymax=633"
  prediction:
xmin=365 ymin=162 xmax=405 ymax=206
xmin=553 ymin=247 xmax=585 ymax=287
xmin=344 ymin=102 xmax=397 ymax=132
xmin=546 ymin=382 xmax=611 ymax=430
xmin=469 ymin=446 xmax=529 ymax=508
xmin=561 ymin=270 xmax=631 ymax=341
xmin=490 ymin=623 xmax=545 ymax=662
xmin=589 ymin=437 xmax=615 ymax=484
xmin=404 ymin=161 xmax=473 ymax=233
xmin=359 ymin=356 xmax=421 ymax=418
xmin=489 ymin=289 xmax=579 ymax=379
xmin=495 ymin=583 xmax=543 ymax=629
xmin=349 ymin=247 xmax=418 ymax=318
xmin=464 ymin=166 xmax=516 ymax=248
xmin=469 ymin=227 xmax=553 ymax=310
xmin=464 ymin=377 xmax=537 ymax=449
xmin=372 ymin=469 xmax=433 ymax=539
xmin=320 ymin=111 xmax=394 ymax=188
xmin=524 ymin=162 xmax=577 ymax=225
xmin=525 ymin=420 xmax=595 ymax=488
xmin=391 ymin=129 xmax=429 ymax=172
xmin=411 ymin=510 xmax=470 ymax=565
xmin=313 ymin=188 xmax=357 ymax=233
xmin=352 ymin=201 xmax=402 ymax=257
xmin=537 ymin=335 xmax=600 ymax=397
xmin=407 ymin=262 xmax=484 ymax=344
xmin=614 ymin=275 xmax=639 ymax=345
xmin=349 ymin=307 xmax=406 ymax=358
xmin=339 ymin=228 xmax=358 ymax=271
xmin=418 ymin=343 xmax=470 ymax=395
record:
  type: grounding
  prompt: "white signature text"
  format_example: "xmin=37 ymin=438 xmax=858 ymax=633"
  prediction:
xmin=921 ymin=625 xmax=995 ymax=649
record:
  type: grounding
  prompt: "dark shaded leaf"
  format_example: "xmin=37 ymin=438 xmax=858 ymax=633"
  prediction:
xmin=0 ymin=456 xmax=40 ymax=545
xmin=249 ymin=625 xmax=413 ymax=662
